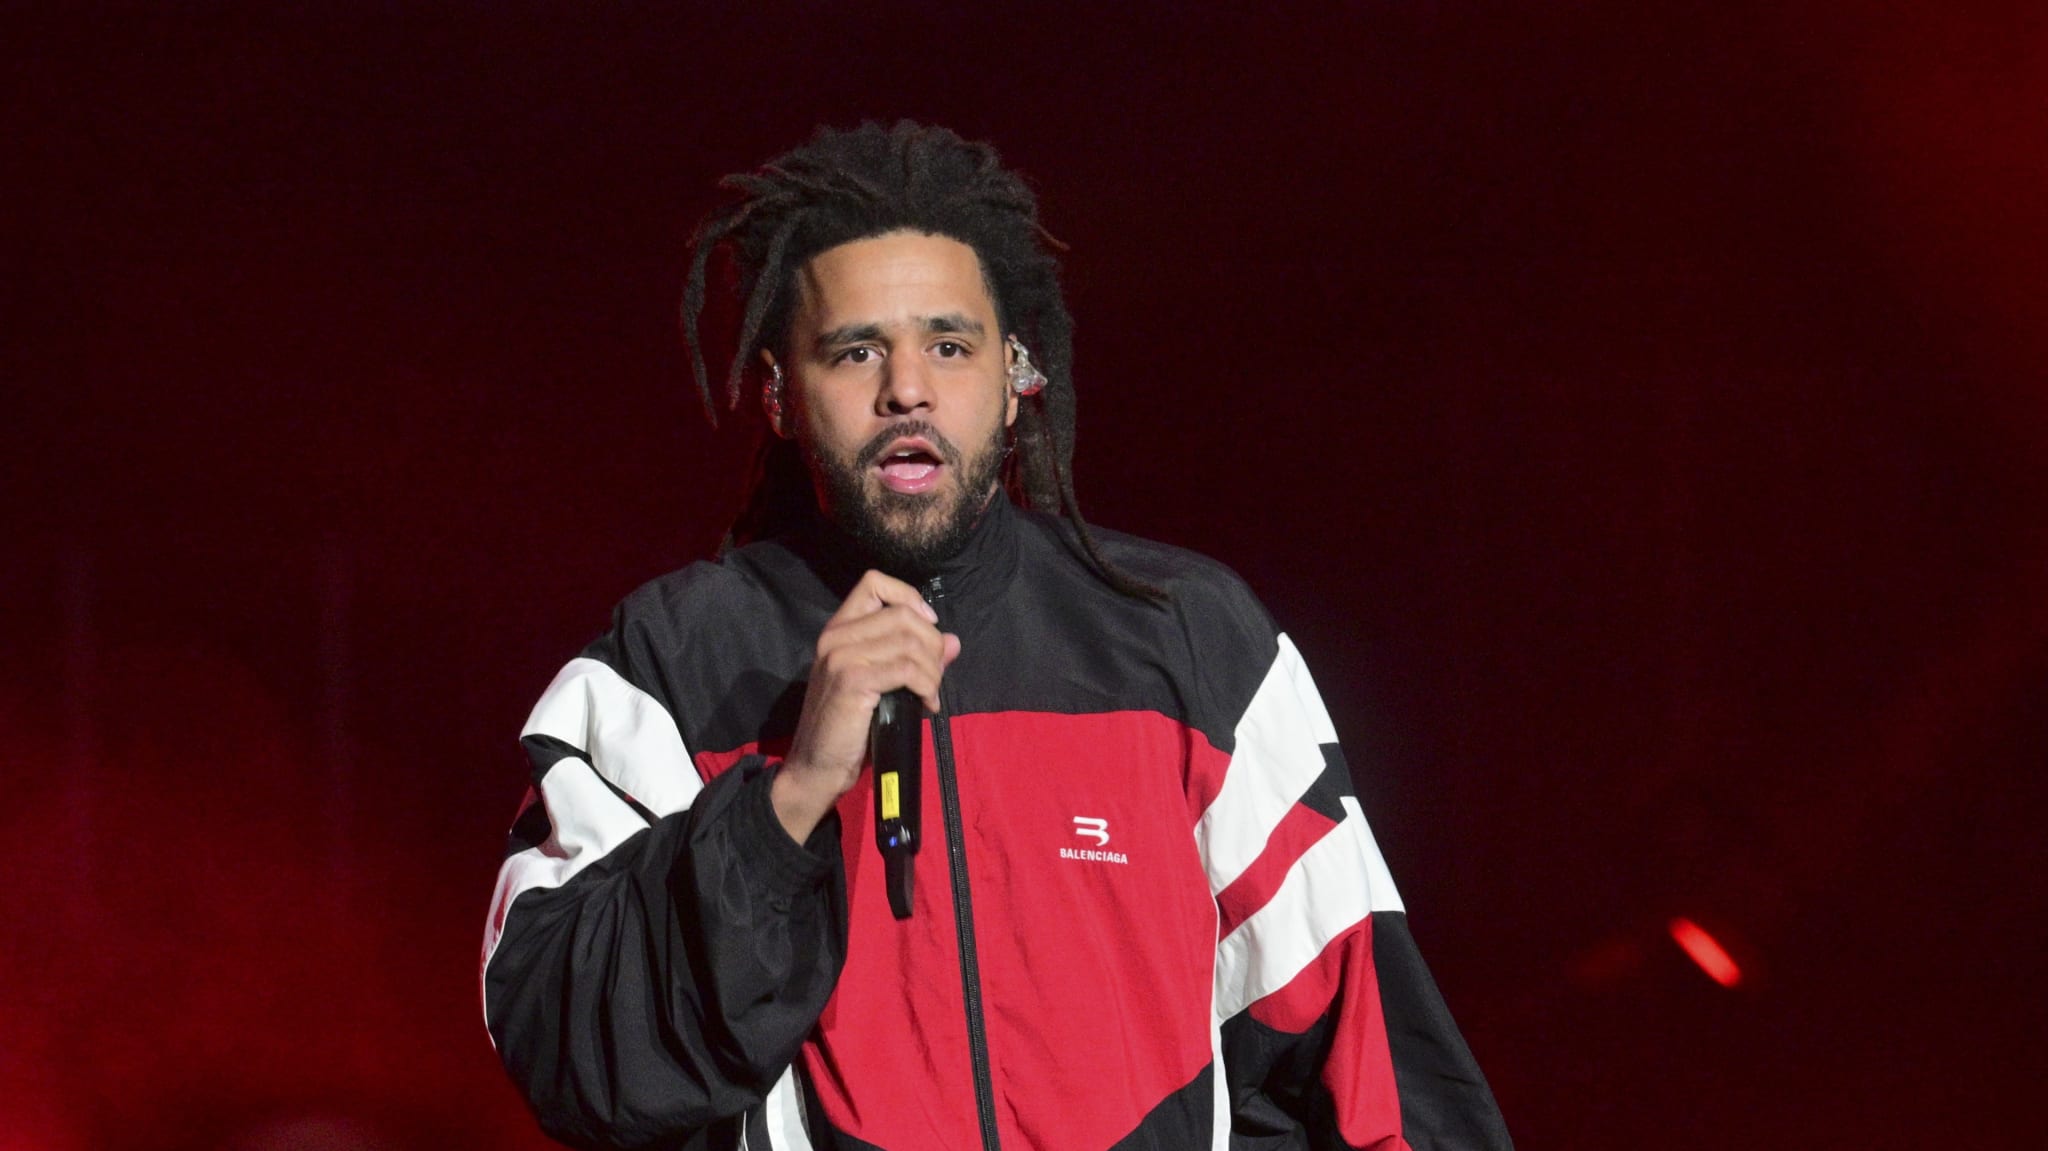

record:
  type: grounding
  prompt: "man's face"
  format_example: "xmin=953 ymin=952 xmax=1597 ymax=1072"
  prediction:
xmin=776 ymin=230 xmax=1018 ymax=577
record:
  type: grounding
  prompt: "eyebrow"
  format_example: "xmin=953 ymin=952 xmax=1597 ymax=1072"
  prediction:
xmin=811 ymin=313 xmax=986 ymax=354
xmin=923 ymin=313 xmax=985 ymax=336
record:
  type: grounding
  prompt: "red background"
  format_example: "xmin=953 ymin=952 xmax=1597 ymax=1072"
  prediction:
xmin=7 ymin=4 xmax=2046 ymax=1148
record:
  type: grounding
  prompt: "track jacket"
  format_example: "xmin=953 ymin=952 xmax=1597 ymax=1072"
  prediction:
xmin=482 ymin=496 xmax=1511 ymax=1150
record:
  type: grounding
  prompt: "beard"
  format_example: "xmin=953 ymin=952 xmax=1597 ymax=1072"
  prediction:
xmin=803 ymin=415 xmax=1008 ymax=581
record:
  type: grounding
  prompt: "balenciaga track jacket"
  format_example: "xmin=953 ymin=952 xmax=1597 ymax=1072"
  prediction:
xmin=482 ymin=496 xmax=1511 ymax=1151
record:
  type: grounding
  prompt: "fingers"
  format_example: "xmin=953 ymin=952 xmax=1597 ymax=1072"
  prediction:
xmin=813 ymin=638 xmax=948 ymax=715
xmin=804 ymin=573 xmax=952 ymax=738
xmin=828 ymin=569 xmax=938 ymax=628
xmin=816 ymin=571 xmax=950 ymax=711
xmin=819 ymin=602 xmax=944 ymax=663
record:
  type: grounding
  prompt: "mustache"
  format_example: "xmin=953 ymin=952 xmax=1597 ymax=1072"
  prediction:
xmin=857 ymin=420 xmax=963 ymax=469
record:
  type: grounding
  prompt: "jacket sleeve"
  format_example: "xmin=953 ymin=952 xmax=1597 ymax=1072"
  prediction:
xmin=479 ymin=654 xmax=848 ymax=1150
xmin=1197 ymin=624 xmax=1511 ymax=1150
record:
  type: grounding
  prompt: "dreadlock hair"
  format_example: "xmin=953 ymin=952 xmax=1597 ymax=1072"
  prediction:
xmin=680 ymin=120 xmax=1163 ymax=601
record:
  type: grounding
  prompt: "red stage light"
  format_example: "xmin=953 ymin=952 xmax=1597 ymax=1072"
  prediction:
xmin=1667 ymin=917 xmax=1742 ymax=988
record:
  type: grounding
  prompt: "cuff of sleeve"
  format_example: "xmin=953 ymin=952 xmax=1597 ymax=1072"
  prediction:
xmin=732 ymin=760 xmax=839 ymax=898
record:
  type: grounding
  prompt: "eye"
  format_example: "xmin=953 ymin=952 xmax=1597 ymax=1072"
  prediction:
xmin=837 ymin=346 xmax=879 ymax=366
xmin=933 ymin=340 xmax=967 ymax=358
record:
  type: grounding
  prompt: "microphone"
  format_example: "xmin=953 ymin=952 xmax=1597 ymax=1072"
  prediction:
xmin=870 ymin=687 xmax=923 ymax=920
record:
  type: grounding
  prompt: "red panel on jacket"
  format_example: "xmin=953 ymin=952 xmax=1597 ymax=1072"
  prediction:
xmin=803 ymin=709 xmax=1219 ymax=1150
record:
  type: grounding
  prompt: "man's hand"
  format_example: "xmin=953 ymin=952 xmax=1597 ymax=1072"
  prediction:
xmin=771 ymin=570 xmax=960 ymax=844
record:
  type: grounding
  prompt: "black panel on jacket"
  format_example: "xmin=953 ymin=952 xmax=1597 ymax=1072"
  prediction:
xmin=1219 ymin=912 xmax=1512 ymax=1151
xmin=1373 ymin=914 xmax=1513 ymax=1150
xmin=1107 ymin=1061 xmax=1216 ymax=1151
xmin=521 ymin=732 xmax=587 ymax=781
xmin=1296 ymin=747 xmax=1355 ymax=824
xmin=506 ymin=792 xmax=554 ymax=858
xmin=1222 ymin=1002 xmax=1337 ymax=1150
xmin=487 ymin=761 xmax=848 ymax=1151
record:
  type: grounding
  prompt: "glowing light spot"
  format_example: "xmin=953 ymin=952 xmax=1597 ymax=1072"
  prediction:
xmin=1668 ymin=917 xmax=1742 ymax=987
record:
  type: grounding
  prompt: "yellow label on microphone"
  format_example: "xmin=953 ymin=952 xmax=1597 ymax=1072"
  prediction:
xmin=879 ymin=772 xmax=900 ymax=821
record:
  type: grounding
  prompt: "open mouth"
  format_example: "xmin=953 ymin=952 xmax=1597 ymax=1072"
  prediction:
xmin=874 ymin=440 xmax=945 ymax=495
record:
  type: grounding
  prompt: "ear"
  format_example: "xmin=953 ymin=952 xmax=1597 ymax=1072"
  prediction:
xmin=759 ymin=349 xmax=792 ymax=440
xmin=1002 ymin=342 xmax=1020 ymax=428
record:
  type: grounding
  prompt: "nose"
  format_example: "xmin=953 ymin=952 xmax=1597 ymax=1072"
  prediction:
xmin=876 ymin=353 xmax=933 ymax=416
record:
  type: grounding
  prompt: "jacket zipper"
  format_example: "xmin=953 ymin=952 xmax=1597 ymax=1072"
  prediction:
xmin=925 ymin=574 xmax=1002 ymax=1151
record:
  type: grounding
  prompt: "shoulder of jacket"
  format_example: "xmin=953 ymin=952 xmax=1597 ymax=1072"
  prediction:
xmin=1020 ymin=513 xmax=1277 ymax=650
xmin=605 ymin=543 xmax=805 ymax=642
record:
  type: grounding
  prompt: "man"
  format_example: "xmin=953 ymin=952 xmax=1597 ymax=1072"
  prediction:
xmin=482 ymin=122 xmax=1511 ymax=1151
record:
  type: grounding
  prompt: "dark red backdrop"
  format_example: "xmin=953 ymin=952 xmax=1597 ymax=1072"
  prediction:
xmin=8 ymin=4 xmax=2046 ymax=1148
